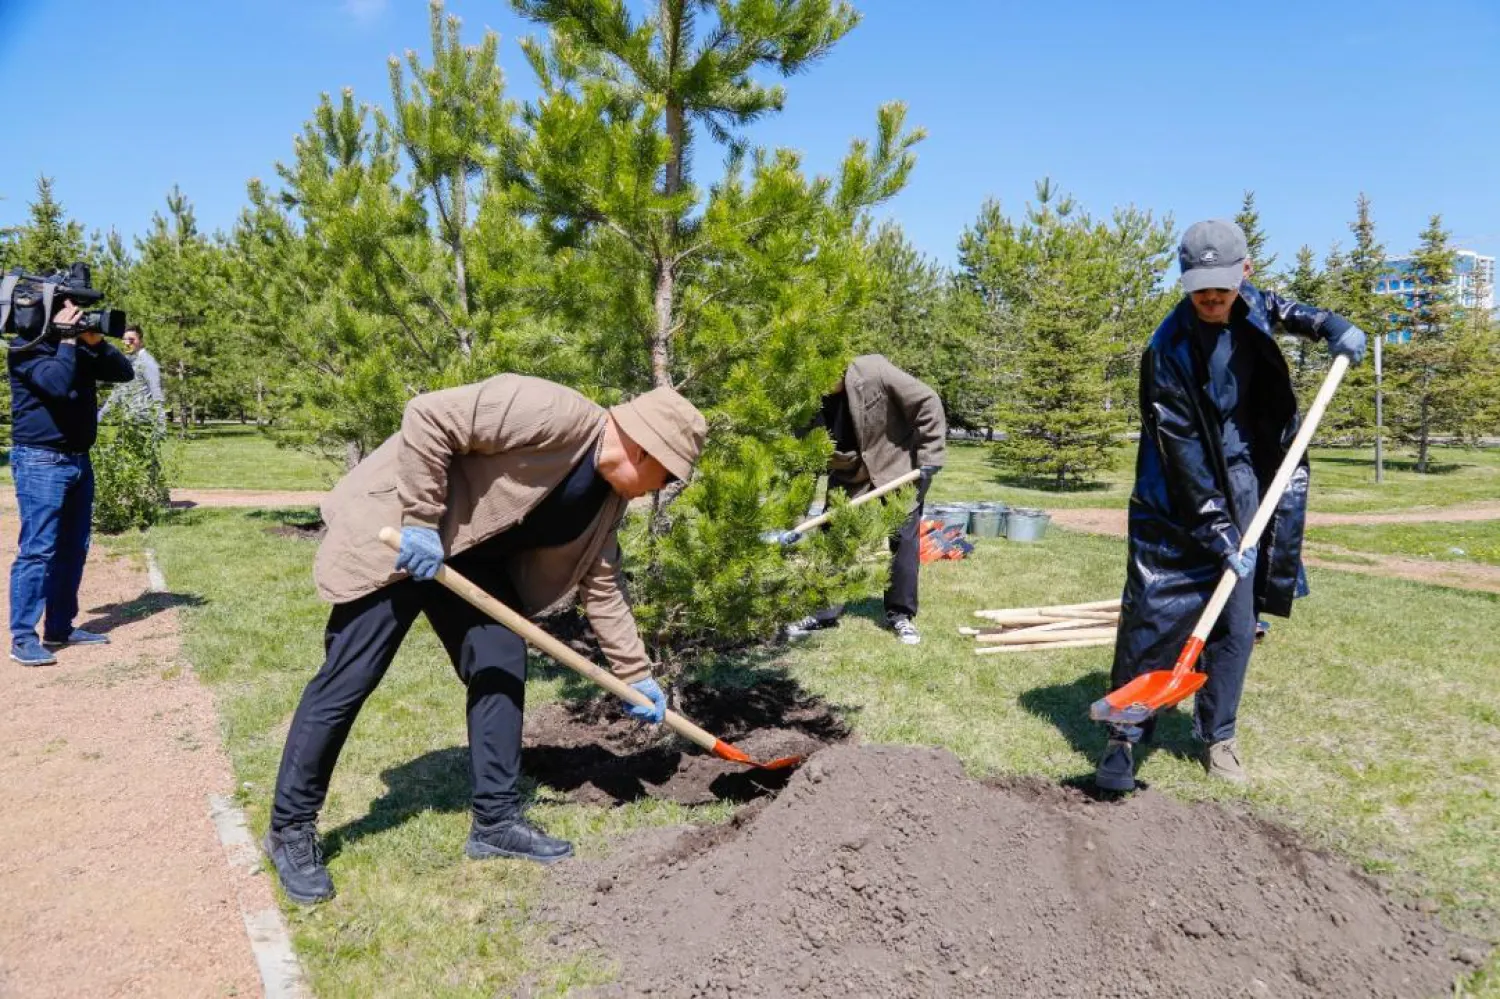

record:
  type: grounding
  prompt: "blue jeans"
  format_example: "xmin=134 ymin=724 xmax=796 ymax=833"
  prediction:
xmin=8 ymin=445 xmax=94 ymax=643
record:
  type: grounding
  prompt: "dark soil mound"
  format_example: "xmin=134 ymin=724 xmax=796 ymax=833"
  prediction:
xmin=543 ymin=744 xmax=1480 ymax=998
xmin=522 ymin=676 xmax=849 ymax=806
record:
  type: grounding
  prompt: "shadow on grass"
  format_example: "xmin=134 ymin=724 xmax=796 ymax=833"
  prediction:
xmin=78 ymin=590 xmax=207 ymax=635
xmin=244 ymin=507 xmax=325 ymax=526
xmin=1315 ymin=455 xmax=1464 ymax=475
xmin=988 ymin=474 xmax=1115 ymax=494
xmin=1018 ymin=670 xmax=1201 ymax=777
xmin=323 ymin=747 xmax=471 ymax=859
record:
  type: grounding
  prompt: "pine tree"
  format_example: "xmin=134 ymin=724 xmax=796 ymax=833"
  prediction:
xmin=1388 ymin=215 xmax=1462 ymax=472
xmin=992 ymin=271 xmax=1124 ymax=485
xmin=127 ymin=188 xmax=234 ymax=435
xmin=507 ymin=0 xmax=925 ymax=656
xmin=223 ymin=2 xmax=554 ymax=465
xmin=956 ymin=182 xmax=1173 ymax=484
xmin=1234 ymin=189 xmax=1277 ymax=286
xmin=1281 ymin=245 xmax=1326 ymax=405
xmin=13 ymin=176 xmax=88 ymax=273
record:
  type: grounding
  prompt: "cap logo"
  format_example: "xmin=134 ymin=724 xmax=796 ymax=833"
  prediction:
xmin=1201 ymin=248 xmax=1218 ymax=264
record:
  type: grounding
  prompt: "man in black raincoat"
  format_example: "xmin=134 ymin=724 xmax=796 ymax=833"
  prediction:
xmin=1097 ymin=220 xmax=1366 ymax=792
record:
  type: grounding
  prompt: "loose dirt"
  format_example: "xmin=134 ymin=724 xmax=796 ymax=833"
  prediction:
xmin=0 ymin=513 xmax=268 ymax=997
xmin=542 ymin=743 xmax=1479 ymax=999
xmin=522 ymin=676 xmax=848 ymax=806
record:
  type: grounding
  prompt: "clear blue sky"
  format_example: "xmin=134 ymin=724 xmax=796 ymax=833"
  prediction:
xmin=2 ymin=0 xmax=1496 ymax=271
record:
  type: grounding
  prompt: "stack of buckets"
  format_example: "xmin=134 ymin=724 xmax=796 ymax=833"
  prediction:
xmin=926 ymin=501 xmax=1051 ymax=542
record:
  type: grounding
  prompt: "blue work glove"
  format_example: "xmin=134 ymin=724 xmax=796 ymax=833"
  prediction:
xmin=1225 ymin=545 xmax=1258 ymax=581
xmin=1327 ymin=324 xmax=1367 ymax=365
xmin=919 ymin=464 xmax=941 ymax=485
xmin=394 ymin=526 xmax=444 ymax=581
xmin=759 ymin=529 xmax=803 ymax=547
xmin=624 ymin=677 xmax=666 ymax=725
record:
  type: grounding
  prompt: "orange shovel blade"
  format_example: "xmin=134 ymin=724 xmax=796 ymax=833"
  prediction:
xmin=710 ymin=739 xmax=804 ymax=771
xmin=1089 ymin=669 xmax=1208 ymax=726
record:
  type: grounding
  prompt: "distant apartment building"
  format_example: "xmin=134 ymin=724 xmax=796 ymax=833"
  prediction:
xmin=1375 ymin=249 xmax=1495 ymax=341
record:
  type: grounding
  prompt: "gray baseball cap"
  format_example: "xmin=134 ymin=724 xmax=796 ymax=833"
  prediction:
xmin=1179 ymin=219 xmax=1248 ymax=293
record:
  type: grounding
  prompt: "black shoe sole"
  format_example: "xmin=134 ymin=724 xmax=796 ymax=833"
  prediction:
xmin=465 ymin=839 xmax=574 ymax=865
xmin=261 ymin=833 xmax=336 ymax=905
xmin=1095 ymin=773 xmax=1136 ymax=793
xmin=42 ymin=638 xmax=109 ymax=649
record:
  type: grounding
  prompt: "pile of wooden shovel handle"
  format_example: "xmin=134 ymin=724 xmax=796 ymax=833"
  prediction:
xmin=960 ymin=598 xmax=1120 ymax=655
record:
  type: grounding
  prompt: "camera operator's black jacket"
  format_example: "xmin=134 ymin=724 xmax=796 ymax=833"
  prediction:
xmin=1114 ymin=282 xmax=1351 ymax=678
xmin=8 ymin=339 xmax=134 ymax=452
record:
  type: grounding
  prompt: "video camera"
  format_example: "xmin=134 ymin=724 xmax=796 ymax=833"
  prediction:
xmin=1 ymin=262 xmax=127 ymax=351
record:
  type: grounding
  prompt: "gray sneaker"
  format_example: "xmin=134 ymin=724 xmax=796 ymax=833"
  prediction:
xmin=1205 ymin=738 xmax=1248 ymax=784
xmin=1095 ymin=739 xmax=1135 ymax=792
xmin=889 ymin=616 xmax=921 ymax=646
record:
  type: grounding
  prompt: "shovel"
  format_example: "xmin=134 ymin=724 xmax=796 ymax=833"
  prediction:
xmin=787 ymin=466 xmax=923 ymax=536
xmin=378 ymin=527 xmax=803 ymax=771
xmin=1089 ymin=354 xmax=1350 ymax=727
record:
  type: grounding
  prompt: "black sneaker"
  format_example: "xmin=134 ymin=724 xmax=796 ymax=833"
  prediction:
xmin=466 ymin=816 xmax=574 ymax=865
xmin=1095 ymin=739 xmax=1136 ymax=793
xmin=10 ymin=636 xmax=57 ymax=666
xmin=783 ymin=615 xmax=837 ymax=641
xmin=43 ymin=628 xmax=110 ymax=649
xmin=263 ymin=823 xmax=336 ymax=904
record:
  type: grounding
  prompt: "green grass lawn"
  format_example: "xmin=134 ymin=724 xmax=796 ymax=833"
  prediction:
xmin=129 ymin=510 xmax=1498 ymax=997
xmin=1309 ymin=520 xmax=1500 ymax=567
xmin=0 ymin=423 xmax=341 ymax=491
xmin=930 ymin=439 xmax=1500 ymax=516
xmin=163 ymin=424 xmax=342 ymax=490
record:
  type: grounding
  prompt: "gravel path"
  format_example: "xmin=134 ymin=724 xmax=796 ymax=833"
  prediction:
xmin=0 ymin=512 xmax=272 ymax=998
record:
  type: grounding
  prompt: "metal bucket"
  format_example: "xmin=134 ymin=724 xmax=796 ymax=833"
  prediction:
xmin=930 ymin=504 xmax=971 ymax=532
xmin=1005 ymin=507 xmax=1051 ymax=543
xmin=968 ymin=502 xmax=1008 ymax=538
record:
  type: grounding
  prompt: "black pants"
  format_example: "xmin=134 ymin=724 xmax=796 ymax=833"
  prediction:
xmin=1117 ymin=463 xmax=1258 ymax=745
xmin=1189 ymin=463 xmax=1260 ymax=744
xmin=271 ymin=557 xmax=527 ymax=830
xmin=813 ymin=474 xmax=929 ymax=625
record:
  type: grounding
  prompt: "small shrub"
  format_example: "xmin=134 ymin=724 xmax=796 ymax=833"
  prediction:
xmin=92 ymin=416 xmax=171 ymax=533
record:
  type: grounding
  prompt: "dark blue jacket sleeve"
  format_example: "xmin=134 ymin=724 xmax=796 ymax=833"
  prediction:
xmin=1263 ymin=290 xmax=1353 ymax=343
xmin=13 ymin=343 xmax=80 ymax=400
xmin=1142 ymin=347 xmax=1241 ymax=561
xmin=81 ymin=341 xmax=135 ymax=383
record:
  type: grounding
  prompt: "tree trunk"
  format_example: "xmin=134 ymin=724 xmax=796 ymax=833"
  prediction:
xmin=450 ymin=166 xmax=472 ymax=359
xmin=345 ymin=438 xmax=364 ymax=471
xmin=176 ymin=360 xmax=190 ymax=439
xmin=650 ymin=96 xmax=686 ymax=390
xmin=652 ymin=256 xmax=675 ymax=389
xmin=1418 ymin=367 xmax=1432 ymax=473
xmin=1373 ymin=333 xmax=1384 ymax=484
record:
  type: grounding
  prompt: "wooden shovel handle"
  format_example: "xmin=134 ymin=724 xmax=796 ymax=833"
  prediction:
xmin=791 ymin=467 xmax=923 ymax=535
xmin=1175 ymin=353 xmax=1351 ymax=673
xmin=377 ymin=527 xmax=719 ymax=753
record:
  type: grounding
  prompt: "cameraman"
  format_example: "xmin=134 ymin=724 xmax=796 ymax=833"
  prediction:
xmin=7 ymin=302 xmax=134 ymax=666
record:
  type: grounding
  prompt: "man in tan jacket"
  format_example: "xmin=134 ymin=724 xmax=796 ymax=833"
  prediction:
xmin=785 ymin=354 xmax=946 ymax=645
xmin=264 ymin=375 xmax=707 ymax=904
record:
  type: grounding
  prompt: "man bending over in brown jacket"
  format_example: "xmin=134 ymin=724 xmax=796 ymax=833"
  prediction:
xmin=783 ymin=354 xmax=946 ymax=646
xmin=263 ymin=375 xmax=707 ymax=904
